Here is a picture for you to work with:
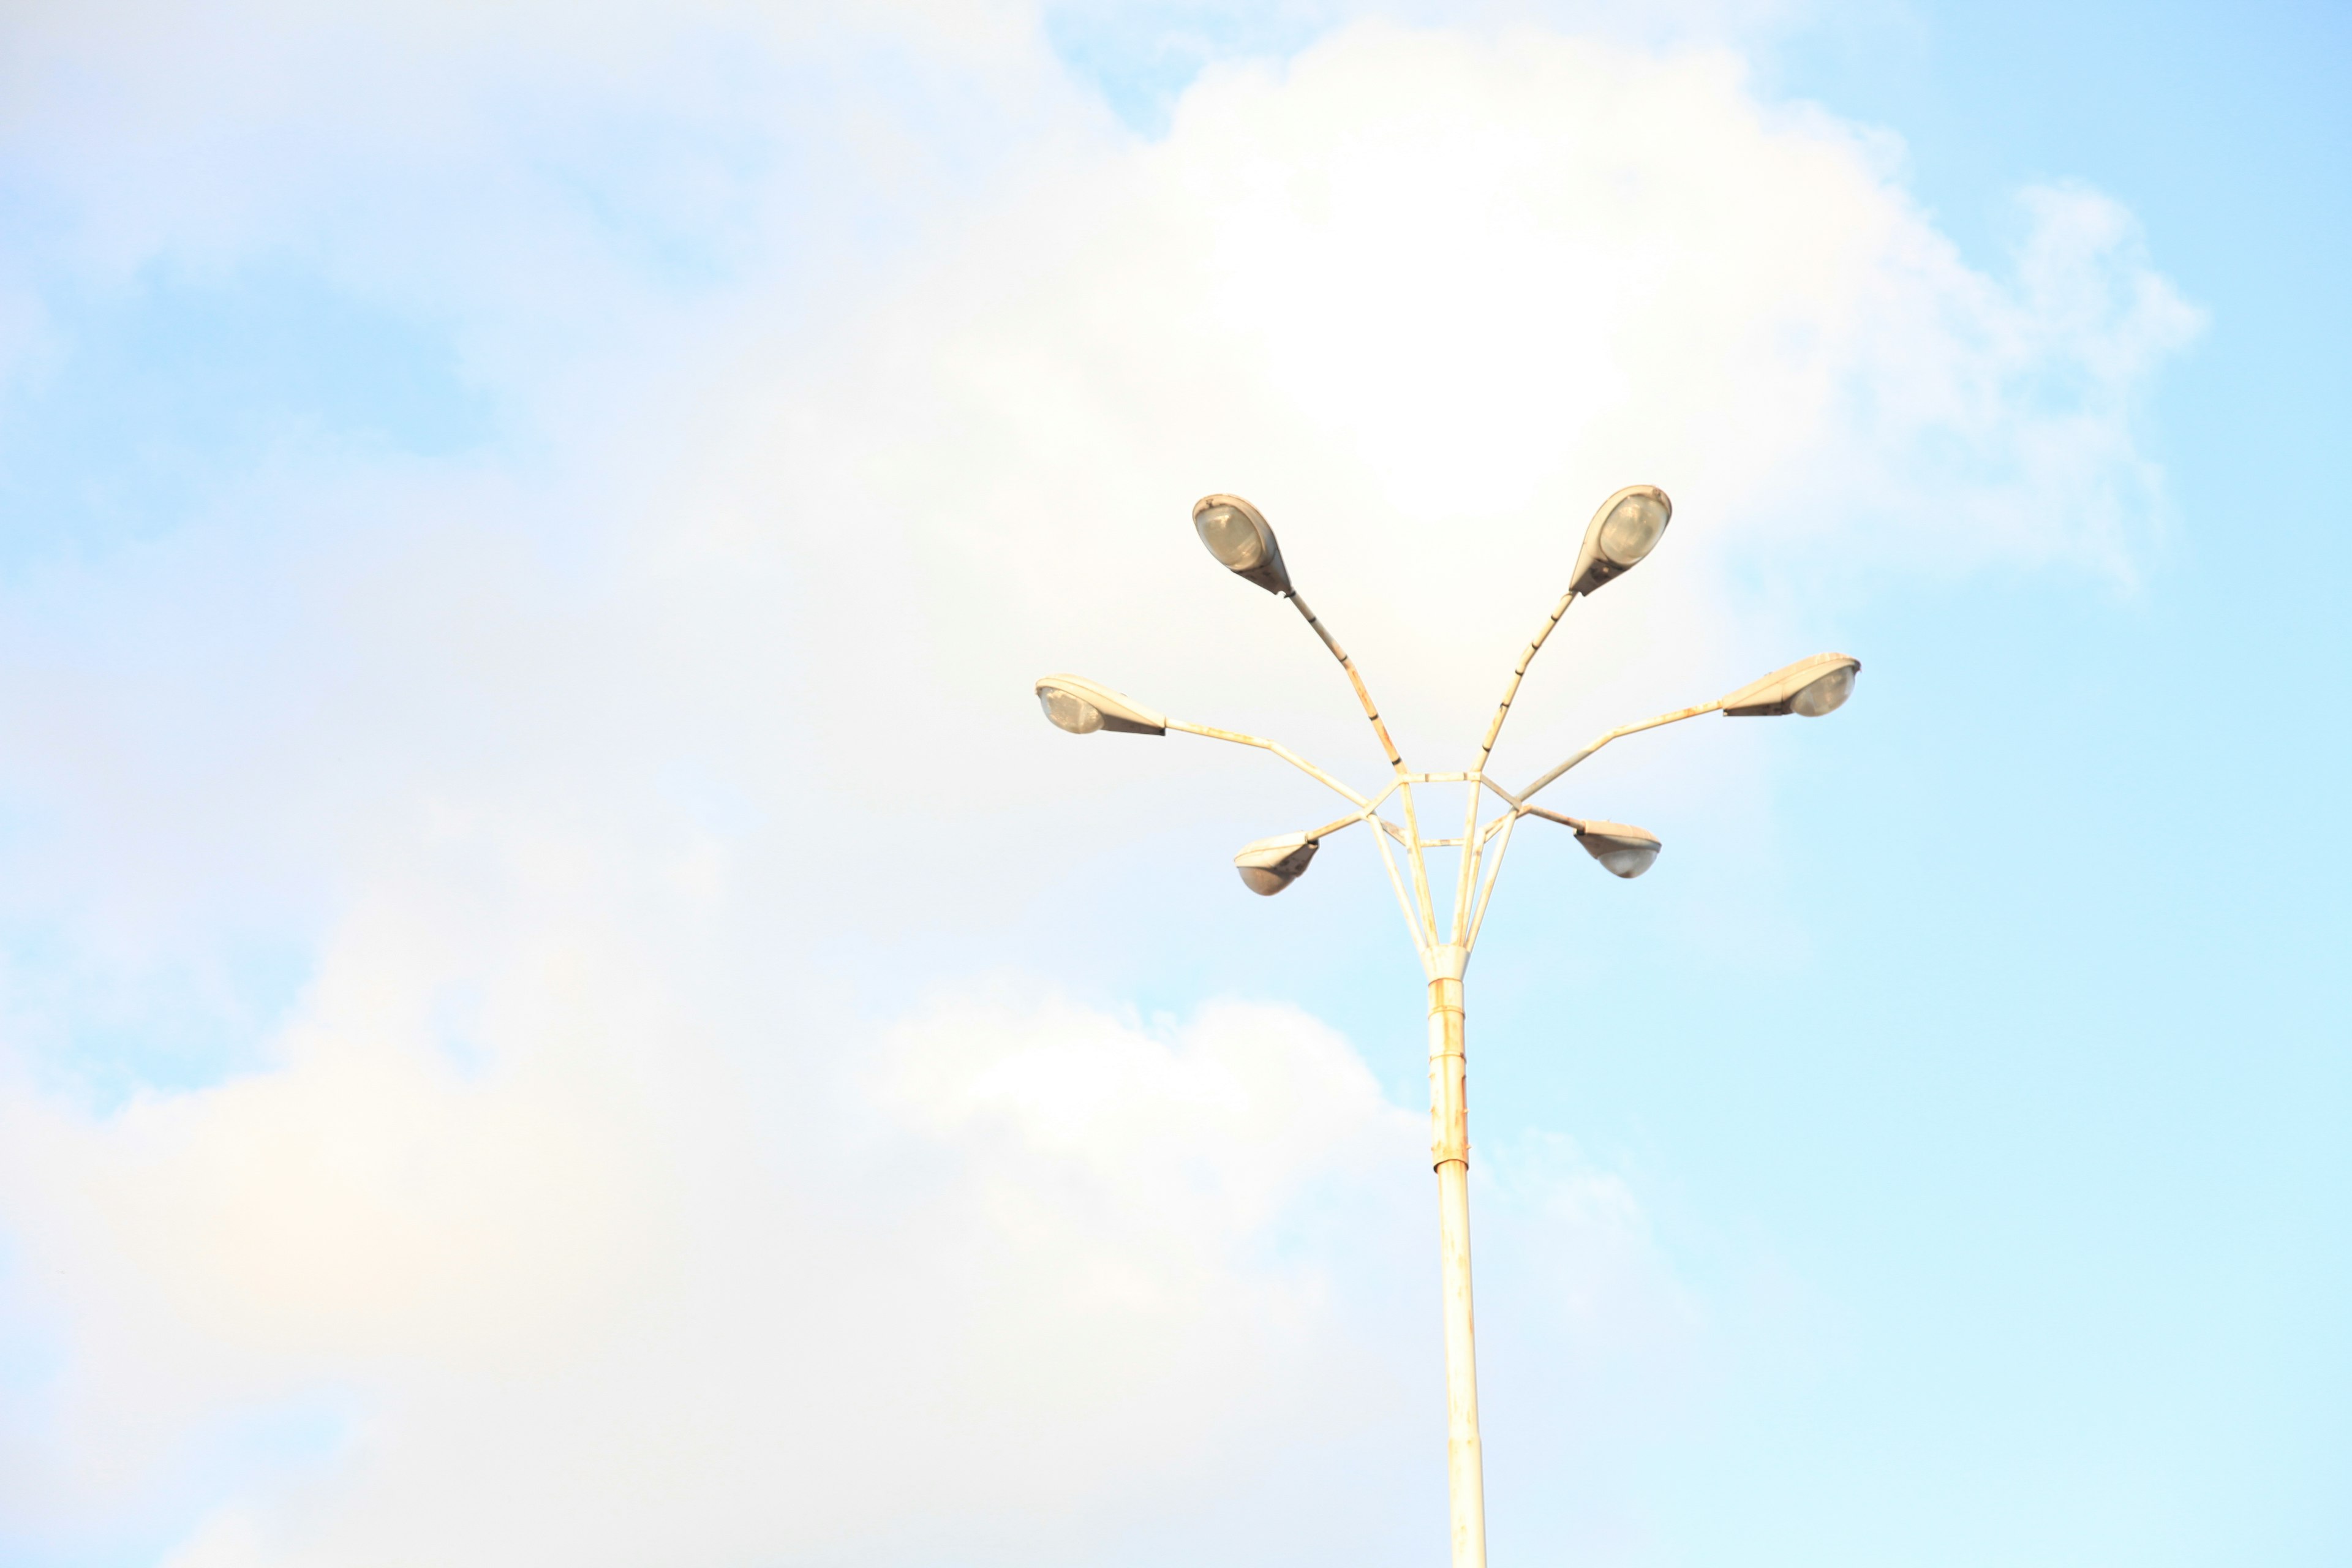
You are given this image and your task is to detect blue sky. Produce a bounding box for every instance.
[0,2,2346,1565]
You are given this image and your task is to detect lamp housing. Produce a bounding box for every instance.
[1192,494,1292,595]
[1034,674,1167,736]
[1572,820,1662,880]
[1234,833,1317,895]
[1719,653,1861,718]
[1567,485,1673,596]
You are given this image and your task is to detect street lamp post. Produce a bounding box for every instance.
[1034,488,1860,1568]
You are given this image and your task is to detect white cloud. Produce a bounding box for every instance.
[7,984,1437,1564]
[0,7,2190,1563]
[6,953,1700,1565]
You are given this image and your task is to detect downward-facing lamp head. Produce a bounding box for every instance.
[1572,820,1662,879]
[1233,833,1317,895]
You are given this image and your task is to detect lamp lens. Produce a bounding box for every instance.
[1195,505,1267,571]
[1040,687,1104,734]
[1598,494,1667,565]
[1595,843,1660,878]
[1790,665,1855,717]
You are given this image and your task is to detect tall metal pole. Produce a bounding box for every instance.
[1426,940,1484,1568]
[1044,484,1859,1566]
[1295,583,1487,1562]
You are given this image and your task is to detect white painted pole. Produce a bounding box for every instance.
[1063,484,1862,1568]
[1426,942,1485,1568]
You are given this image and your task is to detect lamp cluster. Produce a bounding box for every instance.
[1035,487,1858,900]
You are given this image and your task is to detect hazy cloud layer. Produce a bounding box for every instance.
[0,7,2190,1563]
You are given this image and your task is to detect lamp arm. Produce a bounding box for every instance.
[1464,809,1520,953]
[1472,589,1578,768]
[1287,592,1406,772]
[1517,699,1723,802]
[1453,587,1578,940]
[1259,790,1408,851]
[1284,591,1442,940]
[1164,718,1371,808]
[1297,803,1401,844]
[1367,812,1435,962]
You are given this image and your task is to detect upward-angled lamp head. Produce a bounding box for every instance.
[1719,653,1861,718]
[1033,674,1167,736]
[1192,494,1292,595]
[1567,485,1673,597]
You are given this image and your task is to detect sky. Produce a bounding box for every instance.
[0,2,2345,1566]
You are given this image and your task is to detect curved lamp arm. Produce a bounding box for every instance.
[1517,698,1724,803]
[1287,592,1406,774]
[1451,586,1578,940]
[1282,592,1442,940]
[1471,588,1578,772]
[1165,717,1373,808]
[1269,793,1428,961]
[1295,791,1411,845]
[1518,650,1863,802]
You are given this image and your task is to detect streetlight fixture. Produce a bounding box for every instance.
[1569,818,1663,879]
[1033,674,1168,736]
[1193,493,1293,595]
[1034,488,1859,1568]
[1719,651,1861,717]
[1567,484,1672,595]
[1233,832,1318,895]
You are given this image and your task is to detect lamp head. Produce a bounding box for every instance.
[1192,494,1292,595]
[1033,674,1168,736]
[1572,820,1662,880]
[1233,832,1317,895]
[1567,485,1672,596]
[1719,653,1861,718]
